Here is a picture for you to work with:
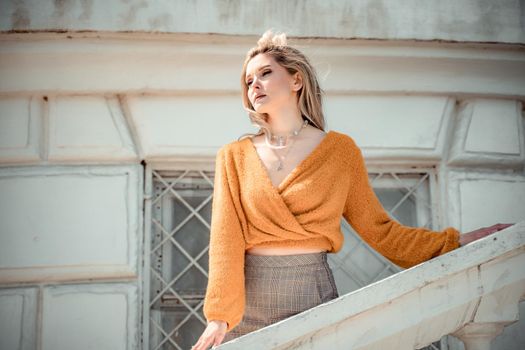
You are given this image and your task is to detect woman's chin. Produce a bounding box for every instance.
[253,105,268,114]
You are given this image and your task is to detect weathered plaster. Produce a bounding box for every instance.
[1,0,524,44]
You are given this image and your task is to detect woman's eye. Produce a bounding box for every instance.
[246,70,270,86]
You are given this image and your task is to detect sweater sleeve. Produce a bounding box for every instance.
[203,146,246,332]
[342,142,460,269]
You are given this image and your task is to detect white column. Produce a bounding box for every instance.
[453,323,505,350]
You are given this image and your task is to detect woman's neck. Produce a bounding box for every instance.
[266,108,304,136]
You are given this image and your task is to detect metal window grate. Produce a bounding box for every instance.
[142,165,446,350]
[144,168,214,350]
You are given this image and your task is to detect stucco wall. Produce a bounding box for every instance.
[1,0,524,44]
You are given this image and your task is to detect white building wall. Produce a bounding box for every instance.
[1,0,524,44]
[0,1,524,349]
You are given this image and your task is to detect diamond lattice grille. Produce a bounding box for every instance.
[147,169,214,350]
[143,166,445,350]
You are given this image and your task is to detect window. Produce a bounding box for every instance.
[141,164,446,350]
[143,167,214,350]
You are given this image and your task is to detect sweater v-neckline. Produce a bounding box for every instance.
[246,130,334,194]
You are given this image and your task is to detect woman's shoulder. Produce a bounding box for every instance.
[216,135,252,157]
[329,130,361,151]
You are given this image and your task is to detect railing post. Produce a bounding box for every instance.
[451,249,525,350]
[452,322,505,350]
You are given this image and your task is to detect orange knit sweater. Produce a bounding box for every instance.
[203,130,460,332]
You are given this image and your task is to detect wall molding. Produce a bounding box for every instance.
[1,33,524,97]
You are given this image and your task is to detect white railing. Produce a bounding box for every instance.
[219,221,525,350]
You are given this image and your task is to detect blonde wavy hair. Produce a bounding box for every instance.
[237,30,326,141]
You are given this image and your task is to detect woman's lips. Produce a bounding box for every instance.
[254,94,266,102]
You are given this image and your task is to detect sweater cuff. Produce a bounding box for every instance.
[440,227,461,254]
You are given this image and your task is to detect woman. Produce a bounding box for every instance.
[192,30,513,350]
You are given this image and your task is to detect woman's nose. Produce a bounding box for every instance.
[251,76,261,89]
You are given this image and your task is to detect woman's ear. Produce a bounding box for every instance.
[291,72,303,91]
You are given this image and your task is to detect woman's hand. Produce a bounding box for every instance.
[191,320,228,350]
[459,223,514,246]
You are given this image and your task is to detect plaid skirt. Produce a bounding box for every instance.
[223,251,339,342]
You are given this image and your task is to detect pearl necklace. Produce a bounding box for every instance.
[264,119,309,171]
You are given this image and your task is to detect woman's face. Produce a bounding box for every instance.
[244,53,301,114]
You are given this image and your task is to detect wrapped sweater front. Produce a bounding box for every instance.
[203,130,460,332]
